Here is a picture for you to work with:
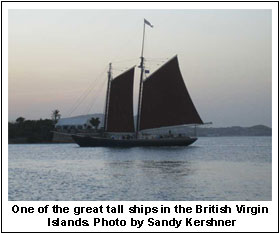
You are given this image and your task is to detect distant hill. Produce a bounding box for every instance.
[56,113,104,128]
[196,125,272,137]
[56,114,271,137]
[57,114,271,137]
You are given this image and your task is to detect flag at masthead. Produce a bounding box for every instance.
[144,18,153,28]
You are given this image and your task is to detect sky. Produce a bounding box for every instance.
[8,9,272,127]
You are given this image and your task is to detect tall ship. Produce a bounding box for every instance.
[72,19,205,147]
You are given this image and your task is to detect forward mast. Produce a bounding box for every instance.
[104,63,112,132]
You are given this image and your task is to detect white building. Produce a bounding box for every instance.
[55,114,104,131]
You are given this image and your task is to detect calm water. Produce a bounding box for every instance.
[9,137,272,201]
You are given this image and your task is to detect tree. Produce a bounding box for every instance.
[52,109,61,123]
[90,117,100,130]
[9,118,55,143]
[16,117,25,124]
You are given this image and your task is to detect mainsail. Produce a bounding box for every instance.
[106,67,135,132]
[139,56,203,130]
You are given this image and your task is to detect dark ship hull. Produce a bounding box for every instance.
[72,135,197,147]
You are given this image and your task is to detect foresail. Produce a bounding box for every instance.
[140,56,203,131]
[107,67,135,132]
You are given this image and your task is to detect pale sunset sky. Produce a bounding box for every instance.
[8,8,272,127]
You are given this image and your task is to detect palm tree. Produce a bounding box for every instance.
[90,117,100,130]
[16,117,25,124]
[52,109,61,123]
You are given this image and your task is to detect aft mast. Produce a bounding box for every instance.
[136,19,153,138]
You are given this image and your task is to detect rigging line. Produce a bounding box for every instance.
[145,60,168,63]
[109,19,142,63]
[68,80,102,117]
[82,73,108,115]
[112,67,127,71]
[85,73,108,115]
[112,67,131,73]
[68,90,93,117]
[67,84,95,116]
[111,58,139,63]
[67,66,107,117]
[112,65,131,69]
[145,62,165,66]
[83,68,109,115]
[145,57,169,60]
[68,66,107,116]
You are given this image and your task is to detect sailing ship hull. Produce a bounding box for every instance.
[72,135,197,147]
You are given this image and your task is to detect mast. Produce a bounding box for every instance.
[136,22,145,138]
[136,19,153,138]
[104,63,112,132]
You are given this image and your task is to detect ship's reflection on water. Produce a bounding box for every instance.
[105,146,195,177]
[102,147,197,200]
[140,160,193,176]
[105,158,195,200]
[106,160,193,177]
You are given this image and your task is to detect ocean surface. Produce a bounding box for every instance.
[9,137,272,201]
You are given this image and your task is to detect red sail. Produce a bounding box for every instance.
[106,67,135,132]
[140,56,203,130]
